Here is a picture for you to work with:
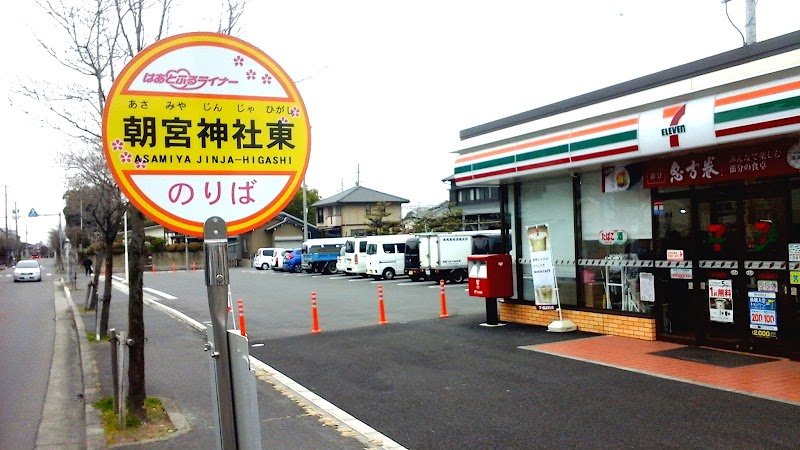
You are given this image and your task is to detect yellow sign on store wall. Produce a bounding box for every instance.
[102,32,310,237]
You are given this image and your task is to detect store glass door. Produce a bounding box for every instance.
[653,197,695,343]
[697,190,745,349]
[741,187,789,355]
[696,182,790,354]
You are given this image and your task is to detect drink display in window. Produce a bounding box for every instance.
[527,224,556,307]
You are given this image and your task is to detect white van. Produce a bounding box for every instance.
[252,247,279,270]
[335,246,347,273]
[365,234,413,280]
[271,248,288,271]
[343,237,369,276]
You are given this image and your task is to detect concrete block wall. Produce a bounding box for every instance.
[498,301,656,340]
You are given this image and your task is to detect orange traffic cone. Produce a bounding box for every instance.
[378,285,388,325]
[311,292,321,333]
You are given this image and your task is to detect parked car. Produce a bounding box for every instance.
[283,248,303,273]
[252,247,278,270]
[14,259,42,282]
[365,234,413,280]
[343,237,369,276]
[271,248,288,271]
[335,246,346,273]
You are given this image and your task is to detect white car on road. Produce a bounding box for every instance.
[14,259,42,282]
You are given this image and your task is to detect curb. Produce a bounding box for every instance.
[62,279,107,450]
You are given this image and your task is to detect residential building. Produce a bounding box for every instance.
[312,185,409,237]
[443,175,501,230]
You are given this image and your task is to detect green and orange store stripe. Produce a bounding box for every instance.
[715,79,800,138]
[455,117,639,184]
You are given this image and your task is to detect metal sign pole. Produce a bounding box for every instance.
[204,217,237,449]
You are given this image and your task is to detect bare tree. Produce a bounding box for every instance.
[62,158,126,330]
[31,0,248,424]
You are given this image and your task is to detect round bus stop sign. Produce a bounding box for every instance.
[102,32,310,237]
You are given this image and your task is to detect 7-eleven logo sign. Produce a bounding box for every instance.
[661,104,687,148]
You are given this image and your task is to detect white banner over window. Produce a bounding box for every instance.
[527,224,557,306]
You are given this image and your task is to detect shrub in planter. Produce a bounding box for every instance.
[148,237,167,253]
[188,242,203,252]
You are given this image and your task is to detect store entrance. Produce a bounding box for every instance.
[654,180,800,357]
[653,197,696,343]
[695,182,791,355]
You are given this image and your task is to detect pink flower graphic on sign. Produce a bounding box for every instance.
[279,116,289,124]
[246,69,256,80]
[111,139,124,151]
[289,106,301,118]
[261,74,273,84]
[120,152,132,163]
[233,55,244,66]
[135,159,147,170]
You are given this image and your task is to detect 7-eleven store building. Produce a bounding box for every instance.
[454,31,800,359]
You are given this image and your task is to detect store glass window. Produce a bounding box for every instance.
[578,167,654,313]
[518,177,577,305]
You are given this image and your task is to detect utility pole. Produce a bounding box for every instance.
[13,202,19,260]
[302,179,308,241]
[58,212,63,271]
[745,0,756,45]
[4,185,7,265]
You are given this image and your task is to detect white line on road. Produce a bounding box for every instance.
[143,287,177,299]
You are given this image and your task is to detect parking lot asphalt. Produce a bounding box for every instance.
[68,268,800,449]
[250,314,800,449]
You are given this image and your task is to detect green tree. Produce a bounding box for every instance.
[412,203,465,233]
[284,186,320,224]
[365,201,403,234]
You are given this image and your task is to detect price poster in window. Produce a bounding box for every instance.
[708,279,733,323]
[749,291,778,339]
[639,272,655,302]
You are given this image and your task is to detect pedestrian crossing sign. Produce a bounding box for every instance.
[28,208,38,217]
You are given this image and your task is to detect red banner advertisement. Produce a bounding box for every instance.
[644,138,800,189]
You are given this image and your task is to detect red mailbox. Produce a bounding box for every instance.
[468,254,513,298]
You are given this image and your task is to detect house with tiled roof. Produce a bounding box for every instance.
[312,185,409,237]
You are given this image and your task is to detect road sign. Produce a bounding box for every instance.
[102,32,310,237]
[28,208,38,217]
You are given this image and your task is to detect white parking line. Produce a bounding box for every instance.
[143,287,178,300]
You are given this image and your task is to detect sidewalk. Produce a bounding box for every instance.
[67,277,380,449]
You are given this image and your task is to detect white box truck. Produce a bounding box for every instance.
[413,230,503,283]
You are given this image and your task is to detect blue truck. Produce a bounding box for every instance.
[300,238,349,274]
